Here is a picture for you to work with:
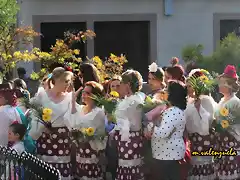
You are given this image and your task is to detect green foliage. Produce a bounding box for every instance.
[188,75,216,98]
[181,33,240,75]
[181,44,204,63]
[0,0,19,27]
[209,33,240,73]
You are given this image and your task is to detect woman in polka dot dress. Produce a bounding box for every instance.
[185,69,217,180]
[214,65,240,180]
[70,81,107,180]
[29,67,74,180]
[113,70,145,180]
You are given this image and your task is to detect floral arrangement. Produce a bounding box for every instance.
[188,69,216,99]
[91,91,119,123]
[89,53,127,82]
[139,95,168,114]
[0,26,41,77]
[71,127,106,144]
[22,98,54,130]
[215,105,240,132]
[30,30,95,80]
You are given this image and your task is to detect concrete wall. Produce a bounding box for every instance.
[18,0,240,74]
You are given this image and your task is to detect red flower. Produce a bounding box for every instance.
[65,66,73,72]
[12,121,19,124]
[224,65,237,79]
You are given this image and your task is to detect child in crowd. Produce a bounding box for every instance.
[8,123,26,154]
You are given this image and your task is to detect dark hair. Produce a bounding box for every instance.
[85,81,104,97]
[17,67,26,75]
[162,66,168,72]
[150,67,164,81]
[167,81,187,110]
[13,78,27,90]
[79,63,100,85]
[9,123,26,140]
[48,67,73,89]
[121,69,143,93]
[166,65,185,83]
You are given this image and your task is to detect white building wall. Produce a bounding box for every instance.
[18,0,240,74]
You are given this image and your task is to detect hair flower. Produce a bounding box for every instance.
[148,62,158,73]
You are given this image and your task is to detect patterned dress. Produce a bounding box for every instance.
[70,105,107,180]
[29,88,73,180]
[114,93,145,180]
[186,95,217,180]
[215,95,240,180]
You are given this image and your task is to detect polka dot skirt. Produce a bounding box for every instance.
[115,130,144,180]
[75,142,103,179]
[216,131,240,179]
[37,127,72,179]
[188,132,216,179]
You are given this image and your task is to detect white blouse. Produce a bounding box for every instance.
[12,141,25,154]
[0,105,21,146]
[114,92,145,141]
[29,88,73,140]
[152,106,186,160]
[69,105,107,151]
[185,95,216,136]
[70,105,105,135]
[216,95,240,141]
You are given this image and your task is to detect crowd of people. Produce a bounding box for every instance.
[0,58,240,180]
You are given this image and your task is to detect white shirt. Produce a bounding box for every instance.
[0,105,21,146]
[12,141,25,154]
[151,106,186,160]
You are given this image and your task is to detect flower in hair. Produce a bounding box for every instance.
[223,65,238,79]
[148,62,158,73]
[47,73,52,79]
[65,66,73,72]
[12,121,19,125]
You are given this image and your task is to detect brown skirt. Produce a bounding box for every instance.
[115,130,144,180]
[37,127,72,180]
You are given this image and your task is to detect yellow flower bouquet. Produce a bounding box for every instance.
[215,105,240,132]
[188,69,216,99]
[22,98,54,130]
[71,127,106,144]
[91,91,119,123]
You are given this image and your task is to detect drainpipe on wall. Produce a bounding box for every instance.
[164,0,173,16]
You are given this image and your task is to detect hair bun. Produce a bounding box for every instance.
[170,57,179,67]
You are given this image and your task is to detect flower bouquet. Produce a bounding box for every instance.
[22,98,53,130]
[91,91,119,123]
[139,94,168,114]
[139,95,168,127]
[71,127,106,144]
[215,105,240,133]
[188,69,216,99]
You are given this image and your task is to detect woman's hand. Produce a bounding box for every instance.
[194,98,202,118]
[145,104,167,121]
[144,128,153,139]
[71,85,77,114]
[75,86,83,98]
[194,98,201,112]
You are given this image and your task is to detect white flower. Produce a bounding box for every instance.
[148,62,158,73]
